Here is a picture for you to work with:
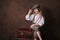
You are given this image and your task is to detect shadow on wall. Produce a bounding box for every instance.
[41,5,60,40]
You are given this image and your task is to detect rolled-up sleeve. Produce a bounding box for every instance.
[25,14,30,21]
[25,14,34,21]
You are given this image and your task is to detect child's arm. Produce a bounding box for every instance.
[25,13,31,21]
[25,9,33,21]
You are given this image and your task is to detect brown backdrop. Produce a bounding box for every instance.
[0,0,60,40]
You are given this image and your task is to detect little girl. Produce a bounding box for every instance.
[25,4,44,40]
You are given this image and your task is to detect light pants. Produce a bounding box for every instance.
[30,24,39,38]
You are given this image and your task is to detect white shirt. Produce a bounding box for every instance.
[25,12,44,26]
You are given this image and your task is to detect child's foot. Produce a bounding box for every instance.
[40,38,42,40]
[34,38,37,40]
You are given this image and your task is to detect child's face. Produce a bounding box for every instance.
[33,9,39,14]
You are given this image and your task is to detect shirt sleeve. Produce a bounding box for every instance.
[36,17,44,26]
[25,13,34,21]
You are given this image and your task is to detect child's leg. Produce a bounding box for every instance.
[37,31,42,40]
[34,38,37,40]
[34,31,37,40]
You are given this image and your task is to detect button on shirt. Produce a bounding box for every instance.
[25,12,44,26]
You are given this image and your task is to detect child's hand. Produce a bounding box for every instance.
[28,9,33,14]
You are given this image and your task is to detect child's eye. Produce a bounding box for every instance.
[33,12,35,13]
